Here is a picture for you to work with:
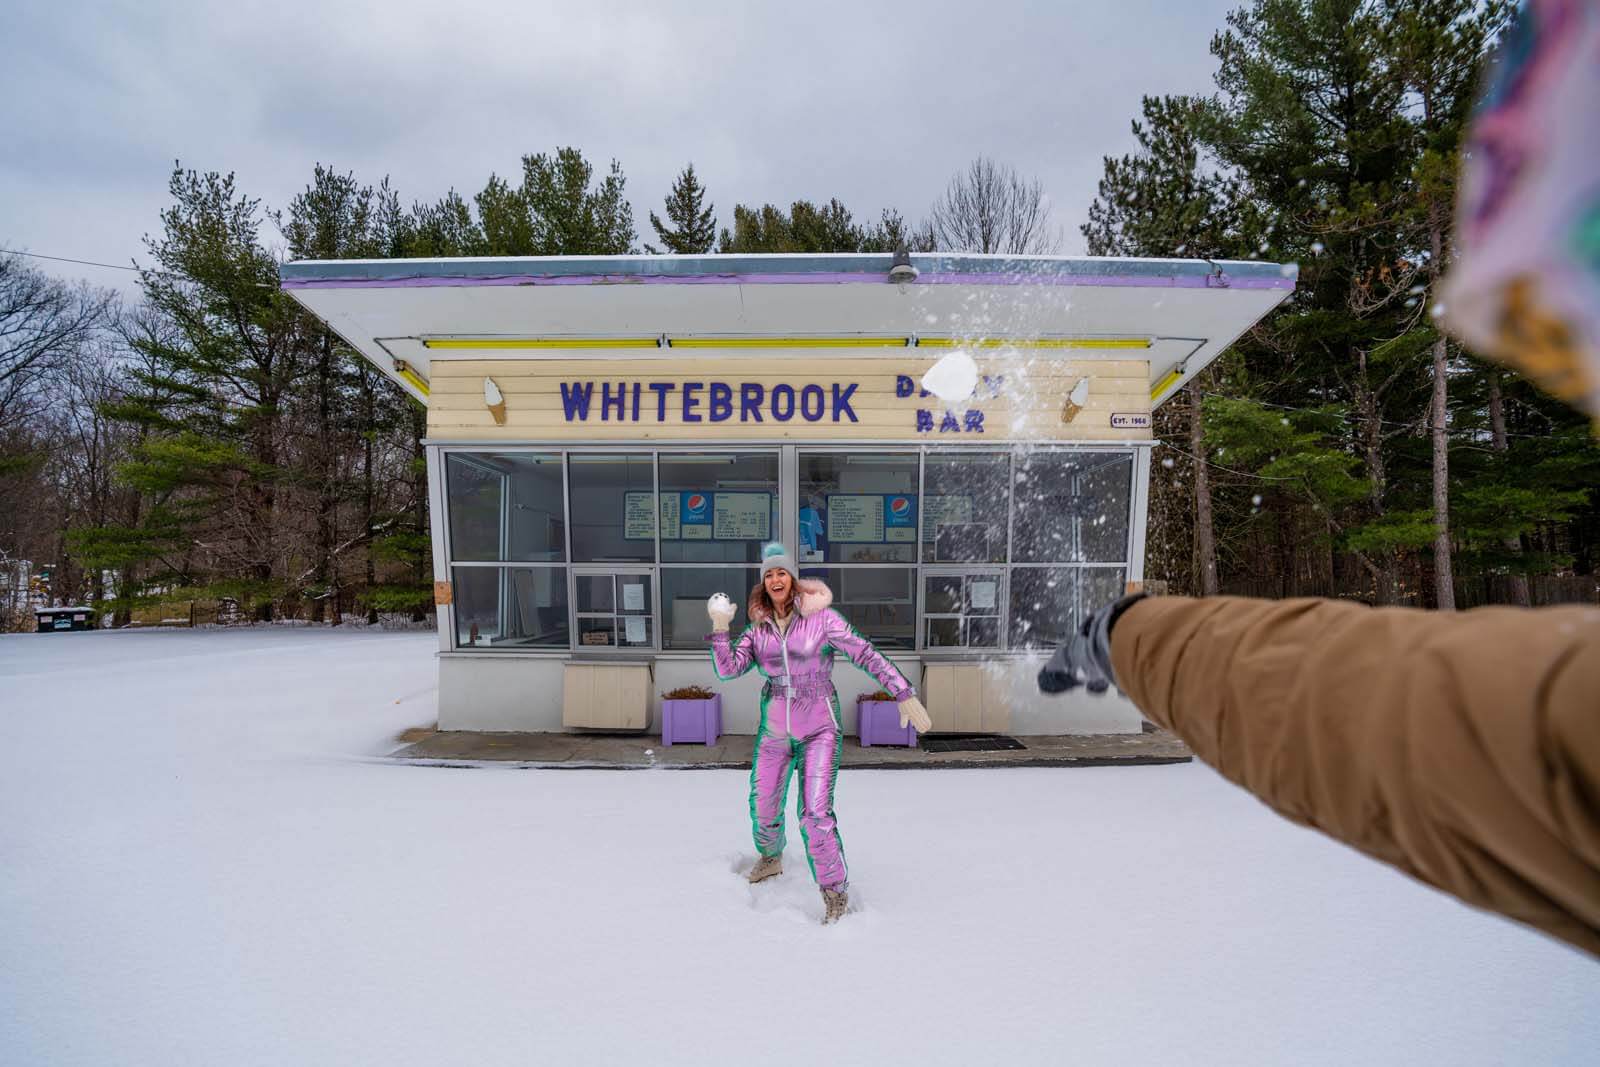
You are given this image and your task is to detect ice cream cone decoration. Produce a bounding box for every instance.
[1060,377,1090,423]
[484,377,506,425]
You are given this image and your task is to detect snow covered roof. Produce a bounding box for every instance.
[279,253,1295,407]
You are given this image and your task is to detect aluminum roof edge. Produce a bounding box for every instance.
[279,253,1298,291]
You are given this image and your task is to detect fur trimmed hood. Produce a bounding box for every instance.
[747,577,833,625]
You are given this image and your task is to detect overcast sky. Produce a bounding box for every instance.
[2,0,1240,294]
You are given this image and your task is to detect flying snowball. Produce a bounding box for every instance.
[920,350,979,406]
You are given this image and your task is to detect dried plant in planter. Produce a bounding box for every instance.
[858,690,896,702]
[663,685,717,701]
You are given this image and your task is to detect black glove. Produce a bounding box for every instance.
[1037,594,1144,695]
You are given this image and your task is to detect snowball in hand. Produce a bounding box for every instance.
[920,350,979,406]
[707,593,736,631]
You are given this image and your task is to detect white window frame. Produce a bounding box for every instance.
[429,441,1148,656]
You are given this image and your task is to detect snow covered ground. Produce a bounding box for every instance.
[1,628,1595,1066]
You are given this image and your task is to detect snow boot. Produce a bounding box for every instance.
[747,854,783,884]
[821,888,848,924]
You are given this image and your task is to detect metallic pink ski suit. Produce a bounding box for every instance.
[711,579,914,890]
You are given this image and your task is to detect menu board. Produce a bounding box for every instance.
[623,491,657,540]
[628,490,769,541]
[714,493,771,541]
[827,494,919,543]
[827,495,885,543]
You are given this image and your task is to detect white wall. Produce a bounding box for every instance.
[435,652,1142,735]
[437,655,565,731]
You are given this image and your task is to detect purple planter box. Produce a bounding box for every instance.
[661,695,722,746]
[857,698,917,747]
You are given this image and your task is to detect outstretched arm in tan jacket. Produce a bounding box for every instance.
[1102,596,1600,958]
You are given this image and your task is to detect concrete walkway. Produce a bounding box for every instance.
[390,727,1192,770]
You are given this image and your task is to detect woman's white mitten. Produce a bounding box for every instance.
[707,593,736,632]
[898,696,933,733]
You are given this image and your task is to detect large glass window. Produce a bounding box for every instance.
[568,453,654,563]
[1012,451,1132,563]
[440,446,1140,655]
[1009,567,1078,650]
[922,451,1009,563]
[659,452,779,563]
[804,566,917,650]
[660,566,760,650]
[446,453,565,562]
[452,566,570,648]
[799,452,918,564]
[1081,567,1128,618]
[1008,566,1127,650]
[1077,455,1135,562]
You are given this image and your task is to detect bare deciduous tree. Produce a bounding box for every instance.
[927,157,1061,255]
[0,251,113,427]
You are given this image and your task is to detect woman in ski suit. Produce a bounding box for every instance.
[708,543,932,924]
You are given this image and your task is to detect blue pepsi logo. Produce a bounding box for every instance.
[685,493,709,515]
[889,496,911,517]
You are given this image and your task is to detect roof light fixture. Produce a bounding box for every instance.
[888,250,919,285]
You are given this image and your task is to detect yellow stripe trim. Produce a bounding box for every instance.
[423,337,662,350]
[1150,368,1183,399]
[395,364,430,396]
[668,336,910,349]
[916,337,1152,350]
[422,335,1152,350]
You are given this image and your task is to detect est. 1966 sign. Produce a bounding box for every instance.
[1110,412,1152,430]
[426,357,1153,442]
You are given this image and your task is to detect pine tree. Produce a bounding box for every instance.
[716,198,929,254]
[406,189,486,257]
[1373,0,1510,608]
[860,209,936,253]
[1195,0,1469,604]
[477,148,636,256]
[127,166,308,620]
[278,165,380,623]
[1086,0,1521,606]
[1083,94,1251,595]
[646,164,717,254]
[718,199,867,253]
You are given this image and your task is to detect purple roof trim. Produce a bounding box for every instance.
[280,270,1295,292]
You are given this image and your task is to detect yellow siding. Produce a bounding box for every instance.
[426,356,1151,442]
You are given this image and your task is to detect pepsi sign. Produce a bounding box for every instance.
[884,494,917,529]
[680,490,713,526]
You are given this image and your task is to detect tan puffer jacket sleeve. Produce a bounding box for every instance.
[1109,595,1600,958]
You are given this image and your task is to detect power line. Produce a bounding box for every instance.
[8,249,156,275]
[1154,439,1304,483]
[4,248,278,288]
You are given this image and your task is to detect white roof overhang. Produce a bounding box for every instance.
[280,253,1295,408]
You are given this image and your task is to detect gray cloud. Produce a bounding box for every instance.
[1,0,1238,293]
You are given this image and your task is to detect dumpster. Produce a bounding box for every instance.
[35,607,96,633]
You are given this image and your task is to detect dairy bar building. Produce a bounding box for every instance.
[280,253,1293,736]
